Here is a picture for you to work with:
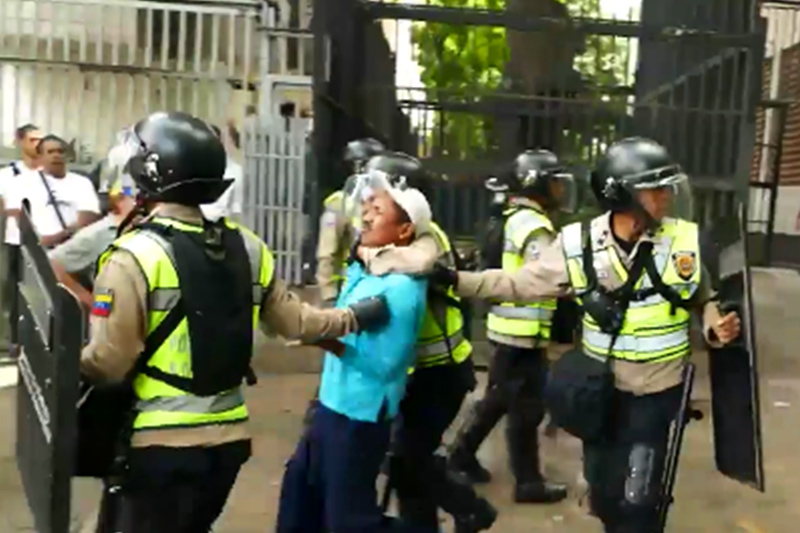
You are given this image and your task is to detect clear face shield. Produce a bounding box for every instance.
[101,127,140,197]
[341,169,404,219]
[626,171,694,223]
[547,171,579,214]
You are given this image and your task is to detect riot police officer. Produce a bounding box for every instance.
[427,137,742,532]
[79,112,391,533]
[315,137,385,304]
[352,152,497,532]
[448,150,575,504]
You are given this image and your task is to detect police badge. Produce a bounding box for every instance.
[672,251,697,281]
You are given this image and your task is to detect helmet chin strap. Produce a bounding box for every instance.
[115,194,158,237]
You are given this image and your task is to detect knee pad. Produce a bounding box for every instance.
[622,444,658,507]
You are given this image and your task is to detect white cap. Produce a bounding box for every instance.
[386,186,432,236]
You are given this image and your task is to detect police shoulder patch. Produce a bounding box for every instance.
[321,211,338,228]
[671,251,697,281]
[91,288,114,317]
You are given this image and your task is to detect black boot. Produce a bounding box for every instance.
[453,497,498,533]
[435,455,497,531]
[448,447,492,485]
[507,422,567,504]
[514,481,568,504]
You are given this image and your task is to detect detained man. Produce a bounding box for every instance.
[276,186,431,533]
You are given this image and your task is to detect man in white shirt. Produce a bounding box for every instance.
[200,125,244,222]
[4,134,101,248]
[0,124,43,363]
[0,124,44,245]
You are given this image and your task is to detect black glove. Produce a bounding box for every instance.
[431,261,458,289]
[348,295,390,332]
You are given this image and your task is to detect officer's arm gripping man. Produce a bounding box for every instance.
[81,250,361,384]
[455,232,725,347]
[360,232,441,276]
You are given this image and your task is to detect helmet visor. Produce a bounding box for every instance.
[549,172,579,214]
[342,169,404,218]
[626,170,694,222]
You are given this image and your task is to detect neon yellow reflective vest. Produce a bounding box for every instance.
[97,217,274,432]
[487,207,557,340]
[323,191,361,283]
[562,216,700,363]
[412,222,473,372]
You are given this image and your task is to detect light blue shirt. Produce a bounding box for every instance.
[319,261,427,423]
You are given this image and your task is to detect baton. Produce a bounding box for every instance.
[657,362,703,532]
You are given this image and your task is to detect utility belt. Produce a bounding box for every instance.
[544,230,692,443]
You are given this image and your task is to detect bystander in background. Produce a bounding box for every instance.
[4,134,101,249]
[0,124,43,364]
[49,164,138,311]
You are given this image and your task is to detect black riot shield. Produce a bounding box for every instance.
[701,203,765,492]
[14,207,83,533]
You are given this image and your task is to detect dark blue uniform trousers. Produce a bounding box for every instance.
[277,403,399,532]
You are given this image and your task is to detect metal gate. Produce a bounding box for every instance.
[0,0,262,164]
[241,117,312,286]
[312,0,767,238]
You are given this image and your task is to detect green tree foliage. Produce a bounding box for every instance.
[410,0,632,162]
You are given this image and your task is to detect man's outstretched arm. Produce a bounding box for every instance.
[362,232,441,276]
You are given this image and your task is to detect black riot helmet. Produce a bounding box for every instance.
[591,137,692,227]
[365,151,426,187]
[343,138,386,173]
[125,111,229,206]
[501,149,578,213]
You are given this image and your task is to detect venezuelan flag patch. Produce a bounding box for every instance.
[91,289,114,317]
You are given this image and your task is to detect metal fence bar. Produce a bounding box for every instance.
[242,117,310,286]
[0,0,260,162]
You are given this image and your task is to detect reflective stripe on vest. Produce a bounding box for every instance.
[97,217,274,431]
[412,221,472,371]
[562,216,700,363]
[323,191,348,282]
[486,207,557,339]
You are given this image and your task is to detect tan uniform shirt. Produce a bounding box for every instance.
[456,212,723,395]
[80,203,359,448]
[316,198,355,301]
[362,232,441,277]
